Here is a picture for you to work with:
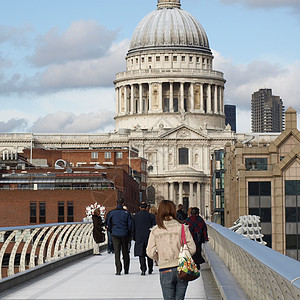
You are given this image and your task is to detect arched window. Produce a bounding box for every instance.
[179,148,189,165]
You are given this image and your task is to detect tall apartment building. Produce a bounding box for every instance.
[251,89,285,133]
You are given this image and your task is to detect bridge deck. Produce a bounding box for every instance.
[0,248,221,300]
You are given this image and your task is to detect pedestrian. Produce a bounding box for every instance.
[149,205,158,220]
[147,200,196,300]
[176,204,187,222]
[133,202,156,275]
[92,208,105,255]
[107,198,133,275]
[104,210,114,254]
[185,207,208,269]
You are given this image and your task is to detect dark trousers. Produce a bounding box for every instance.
[112,235,130,273]
[139,255,153,272]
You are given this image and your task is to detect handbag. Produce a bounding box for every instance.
[177,224,200,281]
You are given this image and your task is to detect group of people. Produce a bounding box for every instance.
[91,199,208,300]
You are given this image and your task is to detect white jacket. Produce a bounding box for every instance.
[146,218,196,269]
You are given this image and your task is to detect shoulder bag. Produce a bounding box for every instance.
[177,224,200,281]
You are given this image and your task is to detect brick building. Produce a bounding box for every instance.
[0,147,147,227]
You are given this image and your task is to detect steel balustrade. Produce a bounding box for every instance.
[0,222,103,279]
[207,222,300,300]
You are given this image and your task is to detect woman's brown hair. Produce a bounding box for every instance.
[157,200,177,229]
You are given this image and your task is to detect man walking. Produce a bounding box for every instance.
[133,202,156,275]
[107,198,133,275]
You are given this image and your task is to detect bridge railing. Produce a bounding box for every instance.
[0,222,101,279]
[207,222,300,300]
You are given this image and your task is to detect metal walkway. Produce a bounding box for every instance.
[0,248,221,300]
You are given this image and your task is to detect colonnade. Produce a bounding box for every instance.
[161,181,207,214]
[116,81,224,116]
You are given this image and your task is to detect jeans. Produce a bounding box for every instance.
[112,235,130,273]
[159,267,188,300]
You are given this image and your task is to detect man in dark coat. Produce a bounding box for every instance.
[133,202,156,275]
[185,207,208,269]
[107,198,133,275]
[176,204,187,222]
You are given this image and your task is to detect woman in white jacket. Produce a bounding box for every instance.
[146,200,196,300]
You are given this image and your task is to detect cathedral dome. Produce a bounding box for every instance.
[128,0,211,55]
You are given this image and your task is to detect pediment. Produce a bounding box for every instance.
[159,125,208,140]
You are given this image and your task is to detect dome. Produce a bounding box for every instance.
[128,0,211,55]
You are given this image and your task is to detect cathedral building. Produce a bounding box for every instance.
[0,0,278,217]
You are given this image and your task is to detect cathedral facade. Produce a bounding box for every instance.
[0,0,276,216]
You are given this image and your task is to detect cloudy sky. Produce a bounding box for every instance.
[0,0,300,134]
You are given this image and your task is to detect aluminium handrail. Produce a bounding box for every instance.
[207,221,300,300]
[0,222,103,279]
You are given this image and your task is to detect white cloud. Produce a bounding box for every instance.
[38,39,128,91]
[0,118,28,133]
[31,110,115,133]
[213,50,300,132]
[0,24,33,45]
[29,20,119,67]
[220,0,300,15]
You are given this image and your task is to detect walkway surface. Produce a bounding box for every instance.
[0,248,221,300]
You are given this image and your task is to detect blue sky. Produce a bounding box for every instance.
[0,0,300,133]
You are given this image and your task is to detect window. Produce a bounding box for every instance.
[165,56,169,61]
[39,202,46,223]
[189,56,193,62]
[179,148,189,165]
[181,56,185,62]
[148,57,152,62]
[156,56,160,62]
[104,152,111,159]
[245,158,268,171]
[116,152,123,159]
[173,56,177,62]
[30,202,37,223]
[67,202,74,222]
[141,57,144,63]
[91,152,98,159]
[196,57,200,63]
[248,181,272,247]
[58,202,64,223]
[136,58,138,63]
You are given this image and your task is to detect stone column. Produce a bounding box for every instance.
[200,84,204,113]
[214,85,218,114]
[124,86,128,114]
[179,182,183,204]
[221,87,224,114]
[159,82,163,113]
[189,182,194,207]
[180,82,184,111]
[169,182,174,201]
[148,83,152,113]
[130,85,134,114]
[170,82,174,112]
[190,83,194,112]
[115,88,119,115]
[139,83,143,113]
[207,84,212,113]
[196,182,201,210]
[164,182,169,200]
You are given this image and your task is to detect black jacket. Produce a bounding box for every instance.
[133,210,156,257]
